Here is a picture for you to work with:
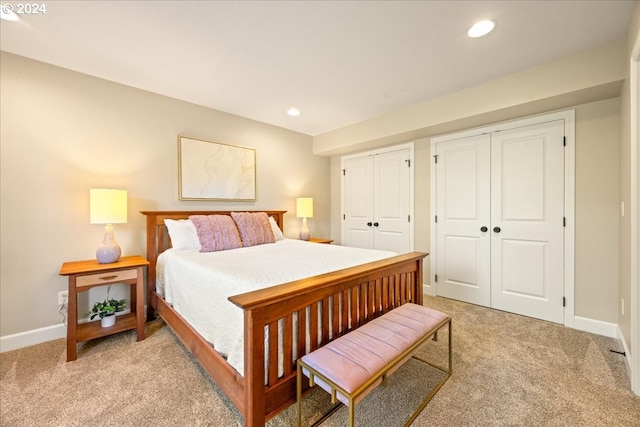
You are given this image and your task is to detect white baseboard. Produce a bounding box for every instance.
[571,315,619,338]
[421,295,620,341]
[423,283,436,296]
[0,307,139,353]
[618,325,632,379]
[0,306,623,353]
[0,323,66,353]
[619,326,632,355]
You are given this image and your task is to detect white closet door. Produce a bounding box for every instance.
[490,120,565,323]
[435,134,491,306]
[342,145,413,252]
[373,149,411,253]
[342,155,374,249]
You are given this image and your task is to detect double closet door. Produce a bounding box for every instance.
[433,119,565,323]
[341,144,413,254]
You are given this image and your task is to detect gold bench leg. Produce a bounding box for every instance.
[297,362,302,427]
[349,397,355,427]
[298,360,344,427]
[404,318,452,427]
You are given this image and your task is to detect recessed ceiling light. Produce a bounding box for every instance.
[468,20,495,38]
[0,6,20,22]
[287,107,300,117]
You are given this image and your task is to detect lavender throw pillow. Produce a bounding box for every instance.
[230,212,275,247]
[189,215,243,252]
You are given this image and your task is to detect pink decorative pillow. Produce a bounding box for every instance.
[189,215,243,252]
[230,212,275,247]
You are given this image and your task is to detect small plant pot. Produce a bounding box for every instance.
[101,315,116,328]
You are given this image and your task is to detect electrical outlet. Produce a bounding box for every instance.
[58,291,68,306]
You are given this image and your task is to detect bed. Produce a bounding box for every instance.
[142,210,427,426]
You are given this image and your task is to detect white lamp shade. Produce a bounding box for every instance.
[90,189,128,224]
[296,197,314,218]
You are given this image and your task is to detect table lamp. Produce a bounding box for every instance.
[296,197,313,241]
[90,188,127,264]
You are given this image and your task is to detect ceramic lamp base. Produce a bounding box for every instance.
[299,217,310,241]
[96,224,121,264]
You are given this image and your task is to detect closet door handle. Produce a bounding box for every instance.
[493,226,501,233]
[480,226,488,232]
[367,222,373,226]
[373,222,379,227]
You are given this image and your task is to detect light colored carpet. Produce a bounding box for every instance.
[1,296,638,426]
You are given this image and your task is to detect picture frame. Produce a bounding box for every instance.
[178,136,256,201]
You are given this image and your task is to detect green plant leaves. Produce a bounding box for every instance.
[87,298,127,320]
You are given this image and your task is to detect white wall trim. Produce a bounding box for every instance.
[423,283,435,296]
[0,307,137,353]
[572,316,619,339]
[629,23,640,396]
[618,325,632,380]
[0,323,66,353]
[429,110,576,326]
[563,109,577,328]
[1,306,622,355]
[429,137,438,296]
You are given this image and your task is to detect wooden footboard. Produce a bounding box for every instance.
[141,211,426,426]
[230,251,426,425]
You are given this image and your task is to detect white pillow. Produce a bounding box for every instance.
[164,219,201,250]
[269,216,285,241]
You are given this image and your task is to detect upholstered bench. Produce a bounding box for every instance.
[296,303,451,427]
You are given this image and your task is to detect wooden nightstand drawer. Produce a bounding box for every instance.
[76,268,137,288]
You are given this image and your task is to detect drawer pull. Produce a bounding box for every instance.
[100,275,118,281]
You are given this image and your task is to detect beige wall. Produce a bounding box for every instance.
[575,98,620,322]
[0,52,330,337]
[619,73,632,345]
[330,99,621,325]
[618,1,640,353]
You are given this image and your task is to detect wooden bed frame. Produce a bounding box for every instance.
[141,210,427,426]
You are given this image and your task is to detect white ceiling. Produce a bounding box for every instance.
[0,1,635,136]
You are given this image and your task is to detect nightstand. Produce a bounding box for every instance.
[59,255,149,361]
[307,237,334,244]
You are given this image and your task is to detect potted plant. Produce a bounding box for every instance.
[88,287,126,327]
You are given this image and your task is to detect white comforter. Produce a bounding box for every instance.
[157,239,396,376]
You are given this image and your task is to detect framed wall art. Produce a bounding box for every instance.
[178,136,256,201]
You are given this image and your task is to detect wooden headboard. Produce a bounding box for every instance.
[139,210,286,315]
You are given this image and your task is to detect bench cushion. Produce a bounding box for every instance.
[300,303,449,405]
